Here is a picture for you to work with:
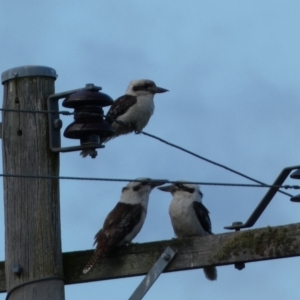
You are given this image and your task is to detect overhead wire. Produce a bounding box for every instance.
[0,107,297,196]
[140,131,293,197]
[0,174,299,190]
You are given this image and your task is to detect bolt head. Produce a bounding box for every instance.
[234,262,245,270]
[232,221,243,231]
[162,253,171,261]
[89,149,98,158]
[12,263,22,275]
[53,119,63,129]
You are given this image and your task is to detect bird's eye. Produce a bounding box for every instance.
[132,85,143,91]
[186,187,195,193]
[133,181,149,191]
[133,185,142,191]
[132,82,153,91]
[176,184,194,193]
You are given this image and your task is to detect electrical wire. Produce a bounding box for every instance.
[0,107,72,115]
[0,107,297,196]
[140,131,294,197]
[5,276,65,300]
[0,173,298,190]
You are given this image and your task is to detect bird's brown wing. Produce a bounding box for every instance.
[192,201,212,234]
[106,95,137,124]
[83,202,143,274]
[94,202,143,252]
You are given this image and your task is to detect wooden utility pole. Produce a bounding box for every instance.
[1,66,65,299]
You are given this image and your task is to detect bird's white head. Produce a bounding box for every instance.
[125,79,168,97]
[158,181,203,202]
[120,178,167,205]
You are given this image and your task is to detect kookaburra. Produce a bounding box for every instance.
[80,79,168,157]
[158,182,217,281]
[83,178,166,274]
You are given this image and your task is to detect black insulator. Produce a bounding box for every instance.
[64,118,115,139]
[62,87,113,108]
[62,85,115,145]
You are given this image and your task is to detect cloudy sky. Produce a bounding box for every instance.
[1,1,300,299]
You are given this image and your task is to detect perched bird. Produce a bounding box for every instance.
[158,182,217,281]
[80,79,168,157]
[105,79,168,140]
[83,178,166,274]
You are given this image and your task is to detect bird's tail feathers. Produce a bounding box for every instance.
[204,266,217,281]
[80,149,97,158]
[100,136,112,144]
[82,249,103,274]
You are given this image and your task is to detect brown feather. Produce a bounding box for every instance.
[83,202,143,274]
[106,95,137,124]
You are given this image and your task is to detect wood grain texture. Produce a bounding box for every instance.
[1,222,298,292]
[63,222,300,285]
[2,77,64,299]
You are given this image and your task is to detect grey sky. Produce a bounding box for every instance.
[1,1,300,299]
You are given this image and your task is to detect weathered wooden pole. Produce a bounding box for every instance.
[1,66,65,299]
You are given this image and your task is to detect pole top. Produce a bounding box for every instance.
[1,65,57,84]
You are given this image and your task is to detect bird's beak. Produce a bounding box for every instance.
[150,179,168,188]
[152,86,169,94]
[157,184,175,192]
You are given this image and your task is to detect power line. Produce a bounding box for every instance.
[0,107,72,115]
[0,173,299,190]
[141,131,294,197]
[0,107,296,197]
[0,107,105,118]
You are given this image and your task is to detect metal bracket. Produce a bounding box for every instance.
[128,247,176,300]
[224,165,300,230]
[47,84,104,153]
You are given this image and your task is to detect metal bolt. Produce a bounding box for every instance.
[232,221,243,231]
[12,263,22,275]
[85,83,95,89]
[232,222,246,271]
[235,262,245,270]
[162,253,171,262]
[84,83,102,91]
[89,149,98,159]
[53,119,63,130]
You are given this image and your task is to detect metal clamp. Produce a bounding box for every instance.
[47,84,105,154]
[129,247,176,300]
[224,165,300,230]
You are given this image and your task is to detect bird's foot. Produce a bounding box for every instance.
[127,241,139,245]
